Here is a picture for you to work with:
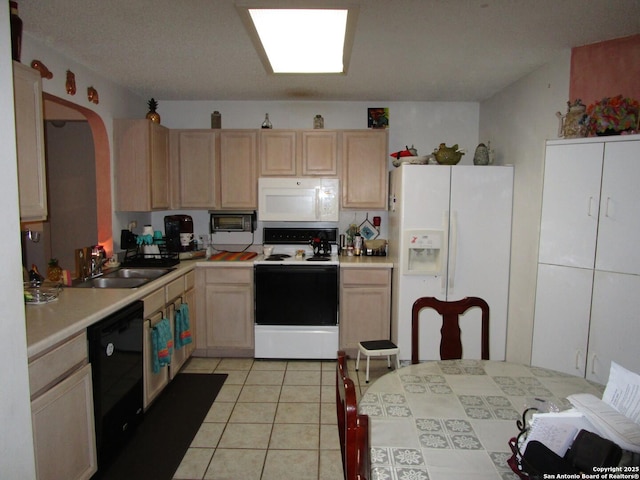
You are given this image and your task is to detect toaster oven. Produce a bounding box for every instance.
[209,211,256,233]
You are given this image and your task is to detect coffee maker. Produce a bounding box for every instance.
[164,215,194,252]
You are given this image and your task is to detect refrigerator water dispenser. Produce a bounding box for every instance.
[404,230,444,275]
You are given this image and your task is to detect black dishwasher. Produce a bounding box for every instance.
[88,300,144,469]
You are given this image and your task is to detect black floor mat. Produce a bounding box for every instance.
[92,372,227,480]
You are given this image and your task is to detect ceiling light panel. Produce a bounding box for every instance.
[241,7,355,74]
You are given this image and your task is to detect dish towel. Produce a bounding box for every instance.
[175,303,193,349]
[152,318,173,373]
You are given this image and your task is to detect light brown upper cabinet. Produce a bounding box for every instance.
[114,119,170,211]
[219,130,258,209]
[259,130,338,177]
[341,130,388,209]
[13,61,48,221]
[170,130,219,209]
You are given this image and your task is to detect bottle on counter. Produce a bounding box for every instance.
[353,230,363,256]
[261,113,272,129]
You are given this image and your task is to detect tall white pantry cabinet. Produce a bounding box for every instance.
[531,135,640,385]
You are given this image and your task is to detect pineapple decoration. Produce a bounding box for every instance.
[47,258,63,282]
[146,98,161,124]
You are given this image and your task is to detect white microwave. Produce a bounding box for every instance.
[258,177,339,222]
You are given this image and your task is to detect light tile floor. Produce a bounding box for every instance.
[172,355,395,480]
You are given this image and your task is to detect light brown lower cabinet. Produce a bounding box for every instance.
[195,266,254,357]
[142,271,196,409]
[339,267,392,357]
[31,363,97,480]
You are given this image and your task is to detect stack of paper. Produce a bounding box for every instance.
[523,362,640,455]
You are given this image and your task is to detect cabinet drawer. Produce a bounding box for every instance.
[143,287,165,317]
[166,276,185,302]
[205,267,252,284]
[342,268,390,286]
[29,331,88,397]
[185,270,195,290]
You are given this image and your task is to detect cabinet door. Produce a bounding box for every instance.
[538,143,603,268]
[531,264,593,377]
[150,123,170,209]
[143,311,169,409]
[587,271,640,385]
[173,130,218,208]
[220,130,258,209]
[205,283,254,350]
[168,296,192,379]
[184,287,196,358]
[341,130,388,209]
[301,130,338,176]
[13,61,47,221]
[339,269,391,355]
[595,140,640,275]
[114,120,170,211]
[31,363,97,480]
[259,130,297,176]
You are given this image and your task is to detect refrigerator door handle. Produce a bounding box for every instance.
[448,211,458,293]
[441,211,449,294]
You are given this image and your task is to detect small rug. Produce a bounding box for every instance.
[92,373,227,480]
[208,251,257,261]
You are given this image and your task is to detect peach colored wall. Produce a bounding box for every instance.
[570,34,640,104]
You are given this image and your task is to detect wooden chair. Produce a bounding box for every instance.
[411,296,490,364]
[336,351,371,480]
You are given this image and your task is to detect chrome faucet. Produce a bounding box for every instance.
[76,245,107,281]
[89,245,107,278]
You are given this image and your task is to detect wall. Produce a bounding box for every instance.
[570,34,640,104]
[479,50,572,364]
[0,10,37,480]
[46,121,97,271]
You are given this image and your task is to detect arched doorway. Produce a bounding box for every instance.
[31,94,113,274]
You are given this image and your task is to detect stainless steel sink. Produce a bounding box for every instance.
[102,268,174,280]
[74,277,152,289]
[73,267,175,288]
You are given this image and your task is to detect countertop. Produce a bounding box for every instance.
[25,255,393,359]
[25,260,199,359]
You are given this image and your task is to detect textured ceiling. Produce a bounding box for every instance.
[18,0,640,102]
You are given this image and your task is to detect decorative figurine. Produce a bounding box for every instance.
[146,98,161,124]
[30,60,53,79]
[87,86,99,104]
[66,70,76,95]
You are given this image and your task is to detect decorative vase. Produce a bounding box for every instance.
[434,143,464,165]
[10,1,22,62]
[146,98,161,124]
[556,101,587,138]
[473,143,490,165]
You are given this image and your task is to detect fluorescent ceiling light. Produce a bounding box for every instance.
[239,6,357,74]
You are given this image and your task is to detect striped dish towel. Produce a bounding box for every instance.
[152,318,173,373]
[175,303,192,349]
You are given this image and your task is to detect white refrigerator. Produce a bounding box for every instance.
[389,165,514,361]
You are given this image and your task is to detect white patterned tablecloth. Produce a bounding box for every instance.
[359,360,604,480]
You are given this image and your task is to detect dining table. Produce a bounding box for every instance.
[358,359,605,480]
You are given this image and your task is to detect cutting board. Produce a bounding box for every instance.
[208,251,257,262]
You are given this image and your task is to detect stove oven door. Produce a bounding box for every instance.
[254,264,338,326]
